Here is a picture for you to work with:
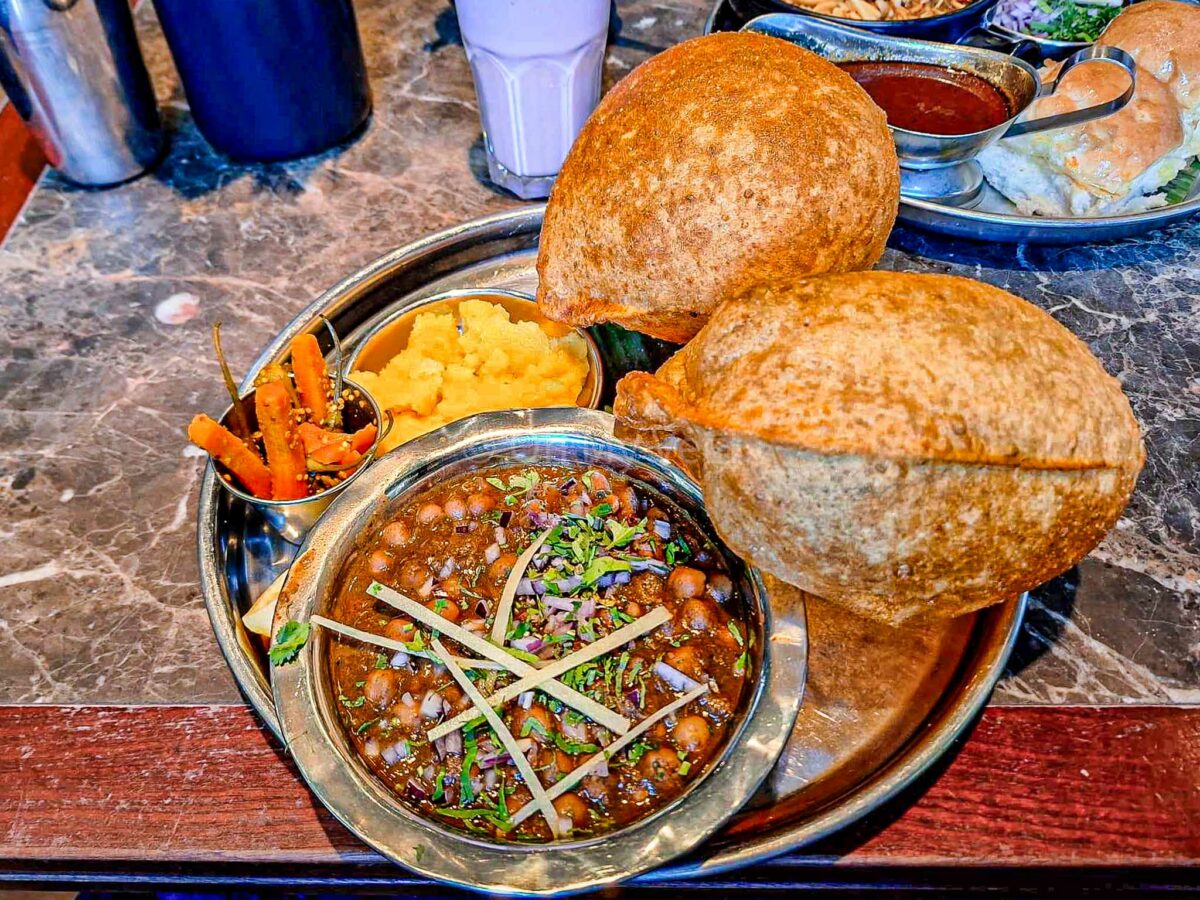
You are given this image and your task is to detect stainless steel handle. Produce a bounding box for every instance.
[1002,45,1136,139]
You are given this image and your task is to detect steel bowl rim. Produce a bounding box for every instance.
[341,286,605,412]
[271,407,808,895]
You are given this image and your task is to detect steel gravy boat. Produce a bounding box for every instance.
[744,14,1136,203]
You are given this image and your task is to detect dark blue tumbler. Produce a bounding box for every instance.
[152,0,371,162]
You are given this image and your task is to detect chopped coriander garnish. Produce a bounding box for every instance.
[626,740,652,766]
[461,744,478,804]
[727,622,744,647]
[678,760,692,776]
[554,732,600,755]
[269,620,311,665]
[432,767,447,803]
[374,652,389,669]
[520,716,549,739]
[734,649,750,675]
[356,717,379,735]
[339,693,366,709]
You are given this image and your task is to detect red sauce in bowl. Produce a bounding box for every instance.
[841,61,1011,135]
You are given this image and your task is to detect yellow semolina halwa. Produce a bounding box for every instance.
[353,299,590,453]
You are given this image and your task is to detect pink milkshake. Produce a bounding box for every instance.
[455,0,610,199]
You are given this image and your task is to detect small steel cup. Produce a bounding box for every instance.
[209,379,382,545]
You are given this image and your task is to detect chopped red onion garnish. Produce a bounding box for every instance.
[655,660,703,693]
[652,519,672,539]
[474,598,491,618]
[421,690,444,720]
[484,542,501,565]
[405,778,429,800]
[444,729,463,756]
[433,735,447,759]
[390,650,410,668]
[544,595,575,613]
[401,691,414,706]
[613,571,632,586]
[495,526,508,547]
[498,510,513,527]
[578,597,596,619]
[556,574,583,593]
[511,635,544,654]
[593,757,609,778]
[381,741,410,765]
[518,691,535,709]
[630,558,670,576]
[417,575,435,598]
[484,768,498,791]
[438,558,456,580]
[516,577,536,596]
[562,719,588,742]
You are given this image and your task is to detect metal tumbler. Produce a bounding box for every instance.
[0,0,164,187]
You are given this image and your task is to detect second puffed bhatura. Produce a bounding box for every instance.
[614,272,1145,624]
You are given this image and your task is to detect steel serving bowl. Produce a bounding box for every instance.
[271,407,807,895]
[344,287,604,413]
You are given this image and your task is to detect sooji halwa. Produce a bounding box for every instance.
[353,299,589,454]
[324,465,753,840]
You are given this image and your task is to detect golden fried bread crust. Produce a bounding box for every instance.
[614,272,1144,623]
[536,32,899,343]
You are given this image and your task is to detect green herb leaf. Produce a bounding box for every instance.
[374,652,389,669]
[554,732,600,755]
[604,517,646,549]
[339,693,366,709]
[580,556,632,586]
[461,744,478,804]
[486,477,507,491]
[432,767,447,803]
[269,620,311,665]
[520,716,549,739]
[734,649,750,675]
[727,622,744,647]
[355,717,379,735]
[678,760,692,776]
[625,740,652,765]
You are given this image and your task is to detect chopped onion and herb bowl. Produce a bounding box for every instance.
[292,464,754,842]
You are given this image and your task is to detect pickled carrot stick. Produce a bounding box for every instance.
[187,414,273,499]
[255,381,308,500]
[290,333,331,426]
[348,423,377,454]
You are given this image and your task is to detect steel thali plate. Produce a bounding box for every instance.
[197,206,1025,882]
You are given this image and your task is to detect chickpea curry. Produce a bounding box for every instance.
[323,464,754,841]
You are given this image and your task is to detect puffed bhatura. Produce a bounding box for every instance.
[536,32,899,344]
[614,272,1144,624]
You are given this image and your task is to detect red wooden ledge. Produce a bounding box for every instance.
[0,704,1196,873]
[0,105,45,241]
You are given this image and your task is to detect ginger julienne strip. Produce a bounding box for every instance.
[509,683,709,828]
[489,528,552,645]
[427,604,671,742]
[309,615,508,670]
[430,636,560,837]
[367,582,630,734]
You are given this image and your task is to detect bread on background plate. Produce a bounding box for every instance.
[978,0,1200,217]
[614,271,1144,625]
[536,31,899,344]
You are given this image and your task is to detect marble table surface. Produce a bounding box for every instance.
[0,0,1195,709]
